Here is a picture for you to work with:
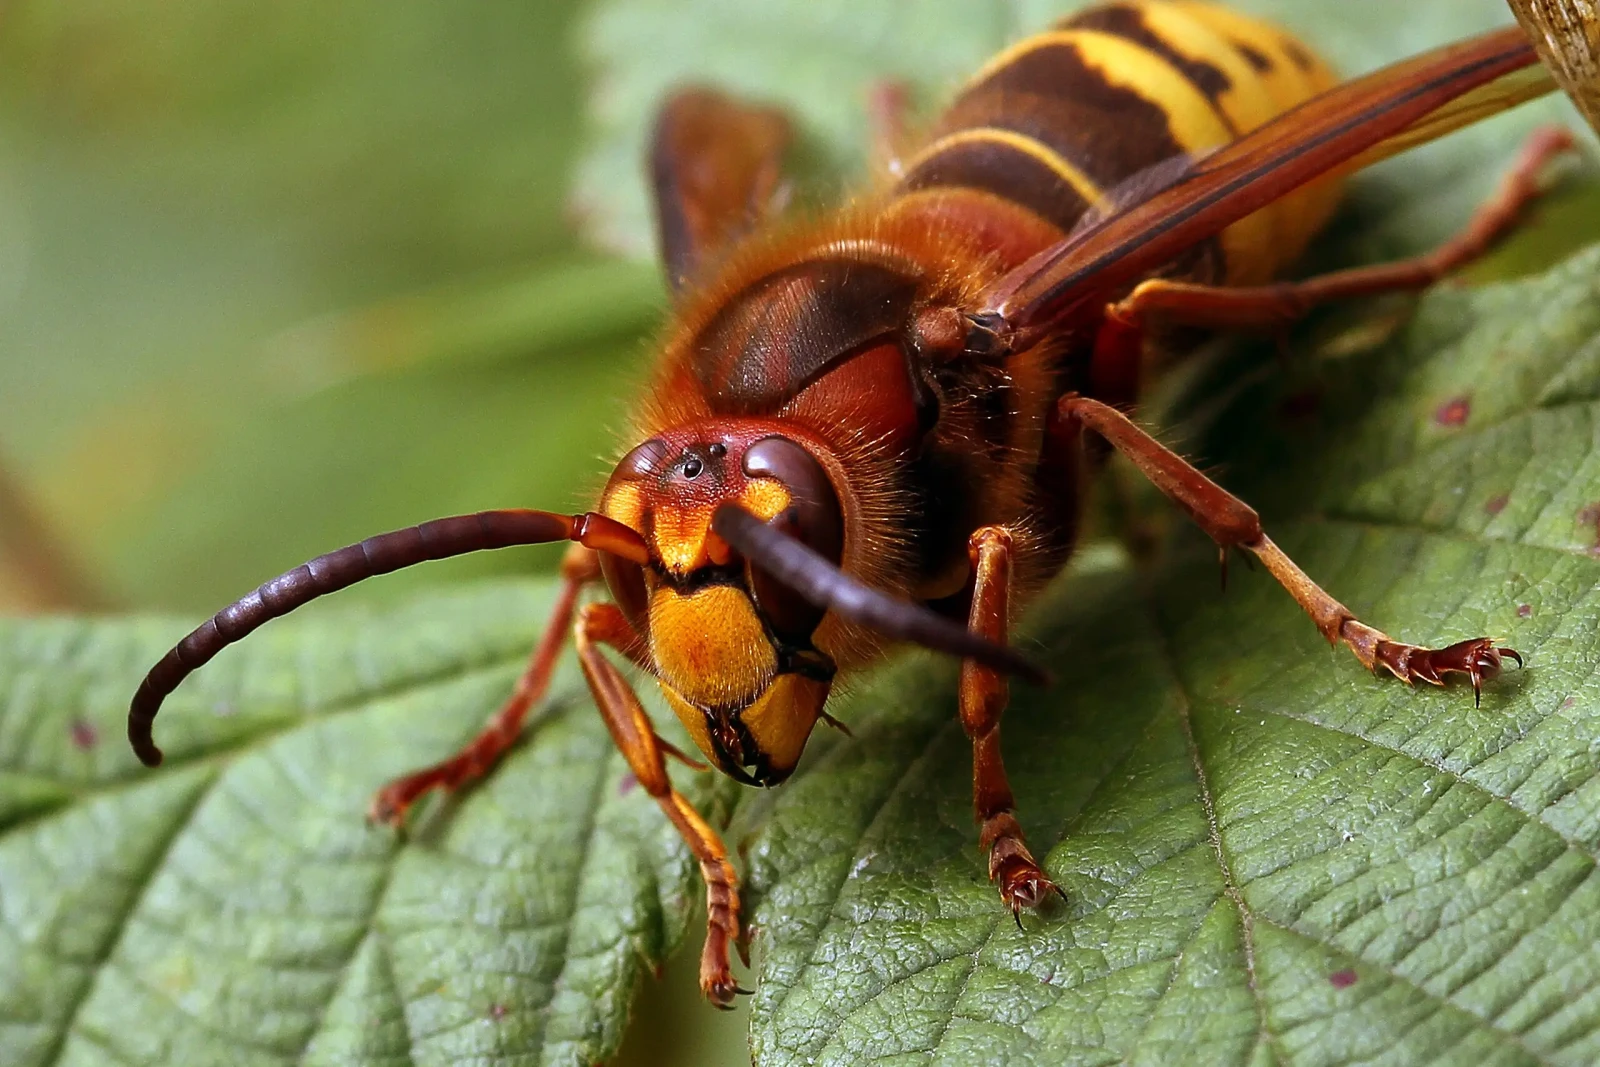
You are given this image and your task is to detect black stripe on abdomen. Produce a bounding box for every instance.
[935,35,1197,197]
[1061,3,1237,132]
[898,128,1096,232]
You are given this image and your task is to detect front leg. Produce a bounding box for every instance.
[961,526,1060,921]
[573,602,746,1006]
[1058,395,1521,702]
[369,545,600,824]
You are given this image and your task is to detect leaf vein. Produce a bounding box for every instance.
[1253,912,1556,1065]
[1150,605,1286,1065]
[767,713,965,1049]
[534,732,611,1066]
[294,792,405,1063]
[1252,706,1600,867]
[38,768,217,1067]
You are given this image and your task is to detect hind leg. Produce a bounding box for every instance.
[1104,126,1575,334]
[1057,396,1519,702]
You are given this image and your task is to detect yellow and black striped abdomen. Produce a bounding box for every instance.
[897,0,1341,284]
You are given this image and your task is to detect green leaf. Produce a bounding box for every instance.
[0,583,730,1066]
[10,0,1600,1064]
[568,4,1600,1052]
[744,246,1600,1065]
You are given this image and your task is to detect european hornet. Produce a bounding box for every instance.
[129,2,1563,1005]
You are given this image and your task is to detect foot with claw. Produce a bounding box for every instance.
[702,967,753,1010]
[1339,619,1522,705]
[696,851,750,1008]
[1371,635,1523,706]
[700,935,752,1008]
[983,813,1063,926]
[366,756,478,826]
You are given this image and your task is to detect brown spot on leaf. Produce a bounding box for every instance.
[1578,502,1600,554]
[1434,396,1470,427]
[1329,969,1358,989]
[1484,494,1509,516]
[69,718,98,750]
[618,772,638,796]
[489,1003,508,1020]
[1517,603,1532,618]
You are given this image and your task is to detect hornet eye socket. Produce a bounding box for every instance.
[741,435,843,644]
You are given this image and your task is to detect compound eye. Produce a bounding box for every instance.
[599,553,650,632]
[615,437,671,480]
[741,435,844,643]
[599,437,668,632]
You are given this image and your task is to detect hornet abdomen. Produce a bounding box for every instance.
[898,0,1342,284]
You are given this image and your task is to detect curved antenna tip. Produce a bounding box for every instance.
[129,725,164,767]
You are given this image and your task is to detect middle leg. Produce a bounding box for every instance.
[962,525,1060,921]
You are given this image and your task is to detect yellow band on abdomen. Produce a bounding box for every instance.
[903,0,1342,284]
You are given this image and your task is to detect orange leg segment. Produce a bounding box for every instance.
[574,602,745,1006]
[1105,126,1575,334]
[961,526,1062,921]
[368,545,601,824]
[1058,396,1520,702]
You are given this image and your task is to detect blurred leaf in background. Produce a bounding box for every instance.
[0,0,665,613]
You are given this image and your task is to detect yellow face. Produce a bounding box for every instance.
[642,514,834,786]
[650,583,776,708]
[598,422,844,786]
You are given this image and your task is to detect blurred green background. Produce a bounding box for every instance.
[0,1,741,1063]
[0,0,669,617]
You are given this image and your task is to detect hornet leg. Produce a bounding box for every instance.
[962,525,1061,920]
[1102,126,1574,334]
[575,603,745,1007]
[368,545,601,824]
[1058,396,1519,702]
